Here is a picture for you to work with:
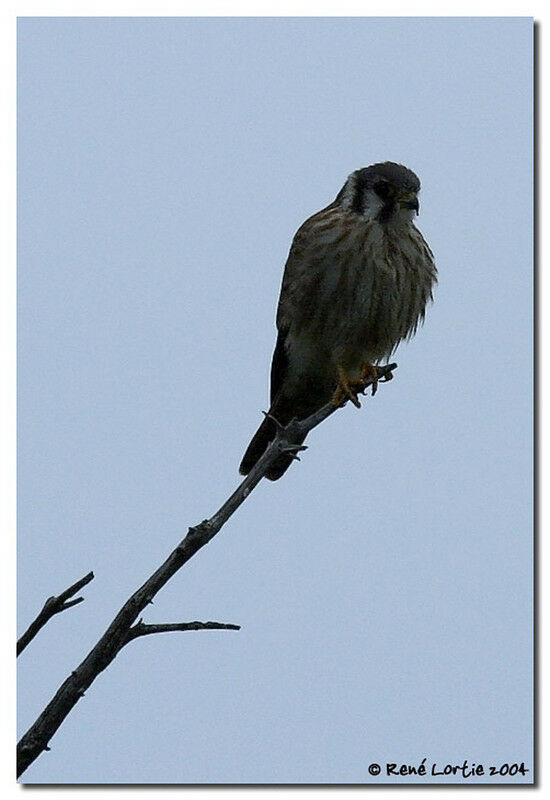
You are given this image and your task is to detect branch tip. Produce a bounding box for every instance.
[17,570,95,657]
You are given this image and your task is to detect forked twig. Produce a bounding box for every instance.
[17,572,95,656]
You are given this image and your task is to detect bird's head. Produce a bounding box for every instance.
[336,162,421,224]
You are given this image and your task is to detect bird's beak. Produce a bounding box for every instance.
[399,193,419,214]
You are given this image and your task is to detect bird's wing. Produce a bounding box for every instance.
[269,328,289,405]
[275,205,333,330]
[270,203,339,404]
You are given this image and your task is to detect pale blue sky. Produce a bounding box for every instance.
[17,17,533,783]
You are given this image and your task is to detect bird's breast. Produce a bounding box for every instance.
[286,220,436,374]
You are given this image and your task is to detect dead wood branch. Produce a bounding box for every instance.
[17,362,396,778]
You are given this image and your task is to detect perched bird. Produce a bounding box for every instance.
[239,162,437,480]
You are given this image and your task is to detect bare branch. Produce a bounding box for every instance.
[124,620,241,644]
[17,572,95,657]
[17,362,396,778]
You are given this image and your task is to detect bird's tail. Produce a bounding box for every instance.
[239,405,307,481]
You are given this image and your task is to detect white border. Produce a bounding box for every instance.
[2,4,542,797]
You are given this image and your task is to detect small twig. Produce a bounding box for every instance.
[17,572,95,657]
[124,620,241,644]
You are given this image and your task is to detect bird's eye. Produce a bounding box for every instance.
[374,181,392,199]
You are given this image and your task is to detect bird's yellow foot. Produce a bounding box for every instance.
[332,365,364,408]
[360,362,380,396]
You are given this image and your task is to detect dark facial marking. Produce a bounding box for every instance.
[373,180,397,222]
[373,180,394,201]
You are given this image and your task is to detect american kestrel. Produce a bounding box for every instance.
[239,162,437,480]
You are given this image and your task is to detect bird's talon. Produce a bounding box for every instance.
[333,365,365,409]
[332,385,361,408]
[358,362,381,397]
